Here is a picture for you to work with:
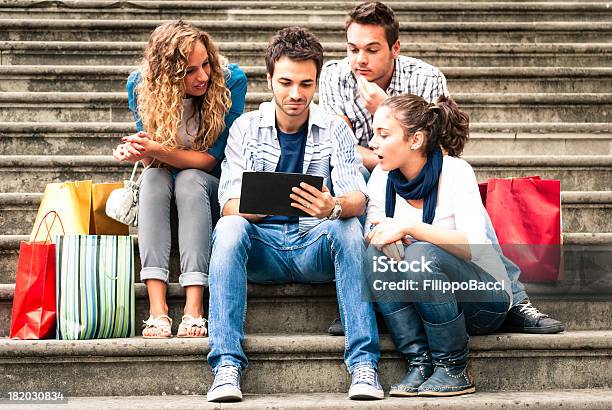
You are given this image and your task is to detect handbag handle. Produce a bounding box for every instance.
[129,160,153,185]
[33,210,66,243]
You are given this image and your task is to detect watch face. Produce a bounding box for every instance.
[330,203,342,220]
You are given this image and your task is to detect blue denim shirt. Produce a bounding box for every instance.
[126,63,247,177]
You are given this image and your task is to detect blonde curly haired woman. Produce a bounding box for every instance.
[112,20,247,338]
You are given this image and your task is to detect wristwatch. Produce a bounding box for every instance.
[328,198,342,220]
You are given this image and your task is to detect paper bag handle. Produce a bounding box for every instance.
[33,210,66,243]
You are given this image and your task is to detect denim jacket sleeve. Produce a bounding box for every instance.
[126,70,144,132]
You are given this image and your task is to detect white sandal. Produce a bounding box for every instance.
[142,314,173,338]
[177,314,208,338]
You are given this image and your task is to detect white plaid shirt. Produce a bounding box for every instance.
[218,101,368,233]
[319,55,449,147]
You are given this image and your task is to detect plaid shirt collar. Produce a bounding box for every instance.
[386,58,404,94]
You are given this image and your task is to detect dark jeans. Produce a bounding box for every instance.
[364,242,511,337]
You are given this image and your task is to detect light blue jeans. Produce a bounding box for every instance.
[207,216,380,373]
[483,212,528,307]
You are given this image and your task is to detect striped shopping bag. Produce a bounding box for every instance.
[55,235,135,339]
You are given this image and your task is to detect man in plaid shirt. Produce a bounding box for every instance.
[319,1,448,172]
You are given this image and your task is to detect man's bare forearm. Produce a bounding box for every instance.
[337,191,367,219]
[222,198,265,223]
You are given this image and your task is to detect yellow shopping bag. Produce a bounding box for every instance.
[91,182,129,235]
[29,180,128,242]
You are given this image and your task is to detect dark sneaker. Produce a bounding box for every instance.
[418,363,475,397]
[328,317,344,336]
[207,365,242,402]
[348,365,384,400]
[389,362,433,397]
[500,298,565,334]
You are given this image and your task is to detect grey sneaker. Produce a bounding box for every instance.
[348,365,384,400]
[207,365,242,402]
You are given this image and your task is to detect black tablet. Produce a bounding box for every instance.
[239,171,325,217]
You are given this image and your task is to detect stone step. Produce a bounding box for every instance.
[2,191,611,235]
[1,154,610,192]
[1,122,610,156]
[2,232,610,296]
[1,1,610,22]
[1,20,610,43]
[2,41,611,67]
[1,276,611,337]
[12,390,612,410]
[1,331,611,395]
[1,92,610,123]
[4,65,612,94]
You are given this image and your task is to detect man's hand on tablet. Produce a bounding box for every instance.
[290,183,335,219]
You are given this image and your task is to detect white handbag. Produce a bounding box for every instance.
[106,161,151,227]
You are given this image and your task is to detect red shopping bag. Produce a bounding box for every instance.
[479,177,562,282]
[10,211,64,339]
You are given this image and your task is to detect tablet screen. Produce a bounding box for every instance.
[239,172,325,217]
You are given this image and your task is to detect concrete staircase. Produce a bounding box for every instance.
[0,1,611,408]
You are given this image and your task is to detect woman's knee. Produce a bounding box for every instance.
[140,168,173,201]
[402,242,444,274]
[174,169,214,201]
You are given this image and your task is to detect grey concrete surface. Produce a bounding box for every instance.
[2,390,611,410]
[1,91,610,123]
[1,20,611,43]
[3,41,611,67]
[1,0,611,22]
[1,154,611,192]
[1,121,609,156]
[2,191,611,235]
[3,65,612,93]
[0,332,611,395]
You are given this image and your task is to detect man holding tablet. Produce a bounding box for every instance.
[206,27,383,403]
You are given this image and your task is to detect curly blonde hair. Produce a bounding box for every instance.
[136,20,232,152]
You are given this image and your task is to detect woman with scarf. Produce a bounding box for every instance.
[364,94,511,396]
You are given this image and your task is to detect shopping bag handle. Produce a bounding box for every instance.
[100,238,121,281]
[509,176,540,192]
[33,210,66,243]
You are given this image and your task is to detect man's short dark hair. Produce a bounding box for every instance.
[345,2,399,49]
[265,27,324,79]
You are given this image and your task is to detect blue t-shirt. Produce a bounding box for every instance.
[262,124,308,224]
[126,63,247,177]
